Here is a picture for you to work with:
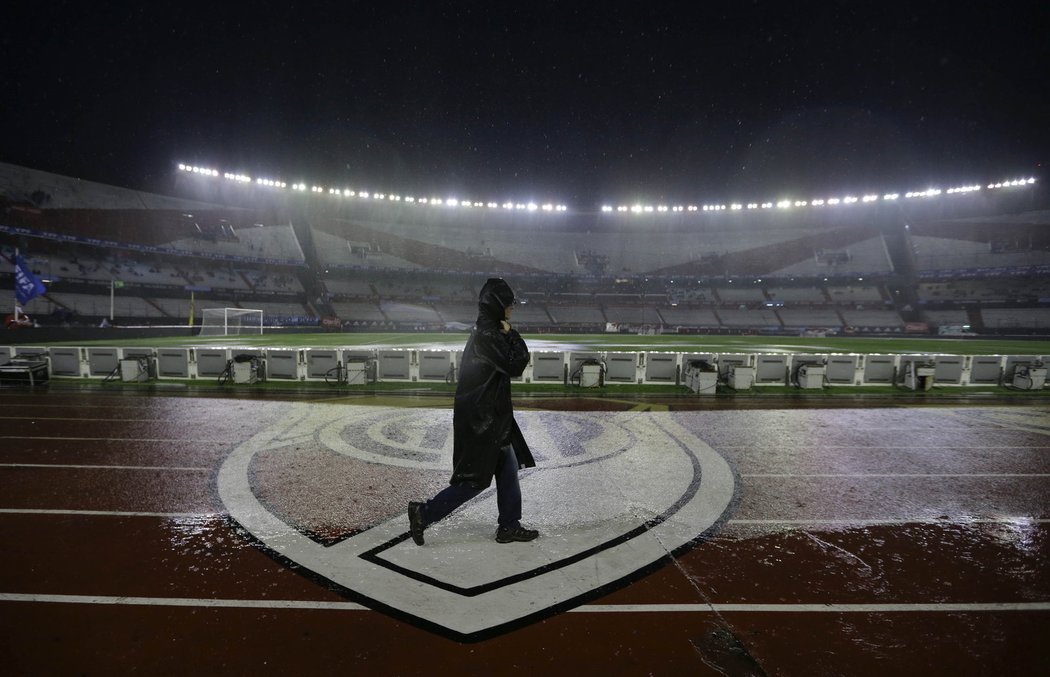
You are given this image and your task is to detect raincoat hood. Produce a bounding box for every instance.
[477,278,515,327]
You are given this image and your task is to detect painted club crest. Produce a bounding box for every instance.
[218,403,737,640]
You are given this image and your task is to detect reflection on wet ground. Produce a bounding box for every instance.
[0,390,1047,673]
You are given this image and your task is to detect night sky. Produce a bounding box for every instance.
[2,1,1047,208]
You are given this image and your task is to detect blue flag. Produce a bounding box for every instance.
[15,255,46,305]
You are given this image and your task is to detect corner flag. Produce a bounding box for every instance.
[15,255,46,305]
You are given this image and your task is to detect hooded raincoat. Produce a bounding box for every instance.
[450,278,535,488]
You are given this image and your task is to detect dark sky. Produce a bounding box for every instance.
[2,1,1047,207]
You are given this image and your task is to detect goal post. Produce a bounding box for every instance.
[199,308,264,336]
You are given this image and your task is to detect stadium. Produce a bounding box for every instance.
[2,156,1048,673]
[3,160,1048,388]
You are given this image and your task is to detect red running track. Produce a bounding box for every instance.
[0,389,1047,675]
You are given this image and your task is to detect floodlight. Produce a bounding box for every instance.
[883,193,899,200]
[827,198,840,205]
[777,200,791,209]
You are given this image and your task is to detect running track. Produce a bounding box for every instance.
[1,389,1047,675]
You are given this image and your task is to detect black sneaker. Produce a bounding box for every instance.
[495,525,539,543]
[408,501,425,546]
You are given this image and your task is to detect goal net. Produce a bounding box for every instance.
[199,308,264,336]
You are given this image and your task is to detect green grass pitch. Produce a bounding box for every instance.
[34,331,1050,356]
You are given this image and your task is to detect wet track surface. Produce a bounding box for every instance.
[1,389,1048,675]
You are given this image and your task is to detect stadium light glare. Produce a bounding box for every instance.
[175,162,1031,217]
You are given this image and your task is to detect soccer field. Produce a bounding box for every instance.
[36,331,1050,356]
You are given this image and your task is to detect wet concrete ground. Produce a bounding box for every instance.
[0,390,1047,674]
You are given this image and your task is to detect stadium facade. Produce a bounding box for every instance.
[1,161,1047,336]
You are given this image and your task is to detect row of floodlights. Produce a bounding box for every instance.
[178,164,1035,215]
[178,164,568,212]
[600,178,1036,213]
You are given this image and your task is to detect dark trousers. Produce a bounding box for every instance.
[422,445,522,529]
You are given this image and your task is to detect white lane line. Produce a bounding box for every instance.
[742,473,1050,478]
[1,594,1046,614]
[0,436,232,443]
[574,602,1050,613]
[0,417,176,422]
[730,518,1050,525]
[718,445,1050,449]
[0,510,1046,525]
[0,593,369,610]
[0,464,210,471]
[9,467,1040,478]
[0,509,216,518]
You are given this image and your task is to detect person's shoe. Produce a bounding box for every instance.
[408,501,425,546]
[495,525,539,543]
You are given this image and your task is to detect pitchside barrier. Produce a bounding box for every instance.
[1,345,1047,391]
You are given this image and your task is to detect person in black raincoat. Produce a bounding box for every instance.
[408,278,538,545]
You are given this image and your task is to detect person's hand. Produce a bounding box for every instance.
[500,320,511,334]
